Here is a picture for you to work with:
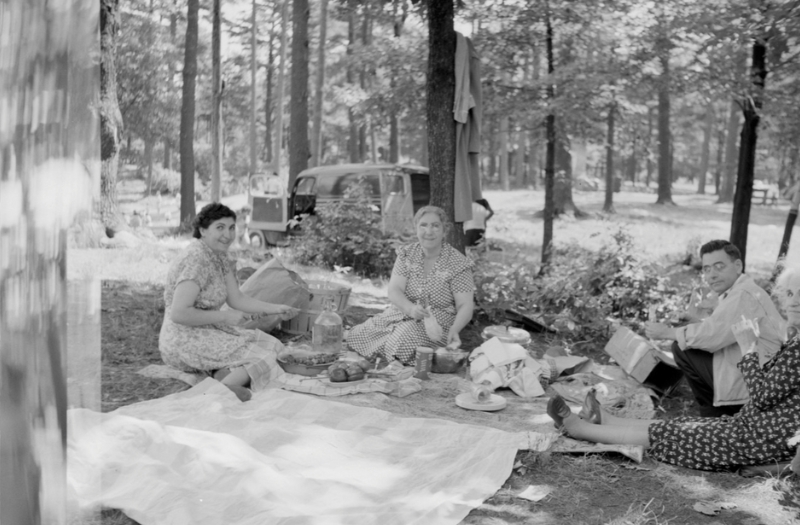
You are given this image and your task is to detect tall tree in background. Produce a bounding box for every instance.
[179,0,199,225]
[210,0,223,202]
[717,100,739,203]
[696,99,714,194]
[100,0,125,233]
[603,100,616,213]
[289,0,310,190]
[311,0,329,167]
[346,0,359,162]
[427,0,462,251]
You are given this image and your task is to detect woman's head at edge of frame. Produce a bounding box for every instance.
[192,202,237,239]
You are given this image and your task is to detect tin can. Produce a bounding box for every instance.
[414,347,434,380]
[471,382,493,403]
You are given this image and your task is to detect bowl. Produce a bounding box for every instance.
[481,325,531,345]
[430,350,469,374]
[277,353,338,377]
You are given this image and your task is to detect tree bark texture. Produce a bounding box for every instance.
[656,45,673,204]
[274,0,290,172]
[311,0,328,167]
[604,102,616,213]
[697,101,714,195]
[730,39,768,266]
[288,0,310,190]
[100,0,124,232]
[211,0,223,202]
[265,25,275,163]
[499,116,510,191]
[179,0,199,225]
[714,120,725,195]
[347,0,359,162]
[717,100,740,203]
[542,6,555,267]
[250,0,258,176]
[426,0,462,252]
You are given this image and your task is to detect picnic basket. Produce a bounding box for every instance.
[281,280,351,335]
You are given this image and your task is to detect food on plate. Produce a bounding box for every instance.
[327,360,368,382]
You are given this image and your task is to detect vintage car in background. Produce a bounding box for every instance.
[247,163,430,247]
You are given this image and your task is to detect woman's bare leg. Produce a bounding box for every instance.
[563,413,652,447]
[599,410,659,428]
[219,367,252,401]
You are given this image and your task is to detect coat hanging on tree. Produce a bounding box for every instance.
[454,32,483,223]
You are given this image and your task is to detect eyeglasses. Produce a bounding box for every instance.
[701,262,727,275]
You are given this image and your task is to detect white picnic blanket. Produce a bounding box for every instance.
[68,379,526,525]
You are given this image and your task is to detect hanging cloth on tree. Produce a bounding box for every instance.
[454,32,484,223]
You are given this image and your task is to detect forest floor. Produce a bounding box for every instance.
[67,176,800,524]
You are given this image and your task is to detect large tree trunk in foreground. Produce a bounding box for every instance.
[273,0,290,172]
[542,6,555,268]
[210,0,222,202]
[730,39,768,267]
[717,100,740,204]
[179,0,199,226]
[310,0,328,167]
[100,0,125,233]
[427,0,462,252]
[288,0,310,190]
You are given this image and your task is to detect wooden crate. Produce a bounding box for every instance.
[604,326,683,396]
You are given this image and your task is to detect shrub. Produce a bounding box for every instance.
[474,228,687,343]
[290,182,405,278]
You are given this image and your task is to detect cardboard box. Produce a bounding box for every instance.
[604,326,683,396]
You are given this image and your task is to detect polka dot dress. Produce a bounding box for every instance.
[346,242,474,364]
[648,335,800,471]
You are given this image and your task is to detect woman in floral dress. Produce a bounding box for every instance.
[546,268,800,472]
[159,203,299,401]
[347,206,474,365]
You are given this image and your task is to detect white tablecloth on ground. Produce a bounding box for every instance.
[68,379,526,525]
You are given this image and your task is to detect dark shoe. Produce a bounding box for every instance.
[547,394,572,430]
[579,389,603,424]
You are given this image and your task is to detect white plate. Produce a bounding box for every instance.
[455,392,507,412]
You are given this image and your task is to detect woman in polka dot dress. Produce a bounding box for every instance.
[546,268,800,472]
[347,206,474,365]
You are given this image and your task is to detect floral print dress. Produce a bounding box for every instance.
[648,335,800,471]
[159,239,284,390]
[347,242,474,364]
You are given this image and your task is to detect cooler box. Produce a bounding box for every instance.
[604,326,683,396]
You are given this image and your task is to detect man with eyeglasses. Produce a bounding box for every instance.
[645,240,784,417]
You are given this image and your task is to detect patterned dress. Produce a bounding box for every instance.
[347,242,474,364]
[159,239,284,390]
[648,335,800,471]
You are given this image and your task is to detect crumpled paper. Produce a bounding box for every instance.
[469,338,545,397]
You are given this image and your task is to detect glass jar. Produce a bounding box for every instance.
[312,296,343,355]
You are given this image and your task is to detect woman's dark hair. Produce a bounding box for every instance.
[192,202,236,239]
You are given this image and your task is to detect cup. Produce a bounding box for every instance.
[414,347,434,380]
[471,382,493,403]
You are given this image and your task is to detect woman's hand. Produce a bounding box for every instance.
[274,305,300,321]
[220,309,248,326]
[446,327,461,347]
[407,304,429,320]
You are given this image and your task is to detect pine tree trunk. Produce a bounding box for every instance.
[604,101,616,213]
[179,0,199,225]
[288,0,310,190]
[697,100,714,195]
[347,0,359,162]
[100,0,125,232]
[145,138,154,196]
[427,0,462,252]
[730,39,767,265]
[249,0,258,176]
[274,0,290,172]
[310,0,328,167]
[717,100,739,204]
[655,43,674,204]
[542,5,555,267]
[210,0,222,202]
[499,116,510,191]
[265,25,275,163]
